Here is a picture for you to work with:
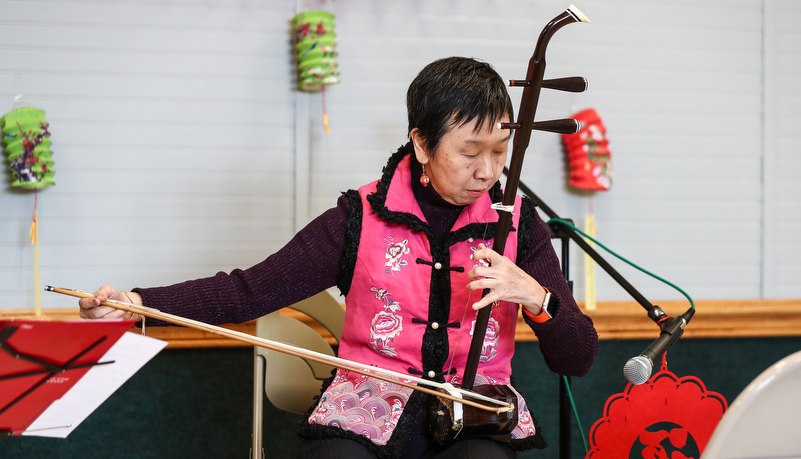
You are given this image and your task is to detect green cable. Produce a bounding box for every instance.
[546,217,696,454]
[561,375,589,453]
[546,218,695,309]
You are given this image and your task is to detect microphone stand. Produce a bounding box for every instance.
[511,172,664,320]
[505,168,695,459]
[551,216,574,459]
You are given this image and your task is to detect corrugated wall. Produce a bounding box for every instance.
[764,1,801,298]
[1,0,798,310]
[1,0,299,307]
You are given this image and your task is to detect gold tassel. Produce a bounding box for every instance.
[584,212,597,311]
[322,84,330,135]
[30,209,37,244]
[32,208,42,316]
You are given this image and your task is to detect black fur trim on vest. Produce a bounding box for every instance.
[367,143,433,236]
[336,189,362,296]
[515,196,538,262]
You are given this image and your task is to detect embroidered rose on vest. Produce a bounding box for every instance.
[369,287,403,356]
[384,236,410,276]
[470,316,500,363]
[370,311,403,357]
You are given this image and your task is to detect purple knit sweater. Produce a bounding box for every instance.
[134,152,598,377]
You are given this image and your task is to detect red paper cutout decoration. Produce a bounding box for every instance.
[562,108,612,191]
[0,319,135,436]
[586,361,727,459]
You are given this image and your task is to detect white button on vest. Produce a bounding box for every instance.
[431,322,439,329]
[434,262,442,270]
[428,370,436,378]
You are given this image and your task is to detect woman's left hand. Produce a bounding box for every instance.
[467,243,548,315]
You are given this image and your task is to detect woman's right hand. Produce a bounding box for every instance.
[78,285,142,321]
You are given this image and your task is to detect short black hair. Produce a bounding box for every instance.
[406,57,514,156]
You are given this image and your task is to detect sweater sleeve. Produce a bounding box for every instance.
[517,207,599,377]
[132,195,351,326]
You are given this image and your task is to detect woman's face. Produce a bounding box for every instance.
[412,116,510,206]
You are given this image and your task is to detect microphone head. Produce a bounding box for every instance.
[623,356,653,385]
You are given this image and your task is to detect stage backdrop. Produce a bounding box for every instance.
[1,1,800,307]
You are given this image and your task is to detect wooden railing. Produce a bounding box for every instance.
[3,299,800,348]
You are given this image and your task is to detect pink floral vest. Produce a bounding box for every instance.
[307,154,538,445]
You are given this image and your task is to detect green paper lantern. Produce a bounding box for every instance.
[293,10,340,92]
[1,107,55,189]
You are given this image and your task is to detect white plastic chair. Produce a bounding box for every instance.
[701,349,801,458]
[250,292,345,459]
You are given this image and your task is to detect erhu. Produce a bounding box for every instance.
[430,4,591,445]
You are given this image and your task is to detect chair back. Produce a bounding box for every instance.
[701,350,801,458]
[254,291,344,414]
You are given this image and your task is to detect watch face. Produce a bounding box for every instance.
[542,292,553,318]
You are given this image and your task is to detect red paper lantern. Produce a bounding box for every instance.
[562,108,612,191]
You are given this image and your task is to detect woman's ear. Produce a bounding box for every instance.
[410,128,430,165]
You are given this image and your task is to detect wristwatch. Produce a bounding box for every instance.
[541,291,553,319]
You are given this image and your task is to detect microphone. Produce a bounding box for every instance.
[623,308,695,385]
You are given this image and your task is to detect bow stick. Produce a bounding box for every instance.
[45,286,513,414]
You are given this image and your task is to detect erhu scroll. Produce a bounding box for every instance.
[431,4,590,445]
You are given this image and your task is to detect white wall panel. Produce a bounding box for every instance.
[764,0,801,298]
[307,0,772,307]
[1,0,297,309]
[1,0,799,311]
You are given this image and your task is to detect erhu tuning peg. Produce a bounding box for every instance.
[498,119,579,134]
[542,77,588,93]
[508,77,587,92]
[531,118,580,134]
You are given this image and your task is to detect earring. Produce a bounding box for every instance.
[420,164,430,187]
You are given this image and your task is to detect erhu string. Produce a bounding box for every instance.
[445,221,496,383]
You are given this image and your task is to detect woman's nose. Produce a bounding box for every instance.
[474,154,493,179]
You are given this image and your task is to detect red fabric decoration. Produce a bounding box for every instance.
[586,359,727,459]
[562,108,612,191]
